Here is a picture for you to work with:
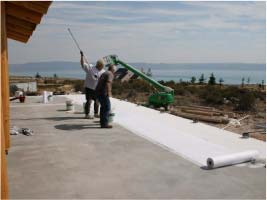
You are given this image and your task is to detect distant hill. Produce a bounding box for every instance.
[10,61,265,71]
[10,61,80,72]
[9,61,265,84]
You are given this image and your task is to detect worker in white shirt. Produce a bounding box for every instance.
[80,51,105,119]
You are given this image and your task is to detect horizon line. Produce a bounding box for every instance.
[10,60,266,65]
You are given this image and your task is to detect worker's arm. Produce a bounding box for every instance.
[80,51,92,73]
[106,71,114,97]
[106,81,112,97]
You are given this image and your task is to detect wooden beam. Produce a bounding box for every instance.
[7,25,33,37]
[34,1,53,10]
[1,124,9,200]
[7,15,36,32]
[6,2,43,24]
[1,2,11,150]
[7,24,33,37]
[1,2,9,199]
[8,1,51,14]
[7,31,29,43]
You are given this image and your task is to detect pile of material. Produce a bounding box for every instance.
[173,105,233,124]
[10,126,34,136]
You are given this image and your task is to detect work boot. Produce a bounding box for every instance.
[88,115,94,119]
[94,113,100,118]
[101,125,113,128]
[85,115,94,119]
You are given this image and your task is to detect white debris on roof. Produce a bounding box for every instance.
[66,95,266,167]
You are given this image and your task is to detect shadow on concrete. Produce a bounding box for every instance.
[12,116,86,121]
[56,109,67,112]
[55,124,101,130]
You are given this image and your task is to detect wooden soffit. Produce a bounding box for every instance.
[5,1,52,43]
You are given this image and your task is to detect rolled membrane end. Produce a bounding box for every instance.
[207,158,214,169]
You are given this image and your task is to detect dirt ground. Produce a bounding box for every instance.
[209,116,266,141]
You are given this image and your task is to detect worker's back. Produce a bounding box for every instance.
[95,71,114,96]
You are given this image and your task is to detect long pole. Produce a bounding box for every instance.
[67,28,82,51]
[67,28,89,62]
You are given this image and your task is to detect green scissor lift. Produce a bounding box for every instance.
[103,55,174,110]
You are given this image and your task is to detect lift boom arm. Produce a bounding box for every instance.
[103,55,173,93]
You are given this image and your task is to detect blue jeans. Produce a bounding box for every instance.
[98,95,111,127]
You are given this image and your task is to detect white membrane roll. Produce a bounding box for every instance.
[207,150,259,169]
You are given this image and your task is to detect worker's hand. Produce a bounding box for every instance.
[80,51,84,57]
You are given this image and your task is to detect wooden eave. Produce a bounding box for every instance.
[5,1,52,43]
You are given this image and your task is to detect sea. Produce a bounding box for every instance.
[9,62,266,85]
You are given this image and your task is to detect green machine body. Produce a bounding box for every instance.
[103,55,174,110]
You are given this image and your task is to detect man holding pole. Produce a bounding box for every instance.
[80,51,105,119]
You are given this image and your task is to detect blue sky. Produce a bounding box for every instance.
[9,1,266,64]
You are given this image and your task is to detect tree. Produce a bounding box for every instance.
[219,78,224,87]
[141,67,145,74]
[247,77,250,85]
[190,76,196,84]
[208,73,216,85]
[53,73,58,79]
[199,74,205,84]
[146,68,152,77]
[241,77,245,88]
[158,80,165,85]
[35,72,41,78]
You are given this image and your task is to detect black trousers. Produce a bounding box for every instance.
[84,87,99,115]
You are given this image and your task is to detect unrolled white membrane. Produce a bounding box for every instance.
[207,150,259,169]
[64,95,266,168]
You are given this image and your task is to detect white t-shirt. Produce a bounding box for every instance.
[82,63,105,90]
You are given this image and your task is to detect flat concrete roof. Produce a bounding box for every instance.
[8,96,266,199]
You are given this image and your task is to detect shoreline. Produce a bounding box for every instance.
[9,74,265,86]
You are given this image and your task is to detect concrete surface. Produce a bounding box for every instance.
[8,96,266,199]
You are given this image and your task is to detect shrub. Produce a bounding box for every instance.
[73,80,84,92]
[191,76,196,84]
[158,80,165,85]
[164,80,176,88]
[186,85,198,94]
[220,86,256,111]
[236,90,256,111]
[197,86,223,105]
[10,85,19,96]
[174,85,186,95]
